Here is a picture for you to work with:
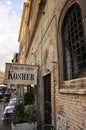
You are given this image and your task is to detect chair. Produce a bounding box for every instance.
[42,124,55,130]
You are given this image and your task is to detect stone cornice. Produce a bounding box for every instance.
[18,0,31,43]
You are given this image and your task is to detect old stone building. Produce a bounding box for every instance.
[0,70,4,84]
[18,0,86,130]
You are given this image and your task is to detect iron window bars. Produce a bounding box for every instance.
[62,3,86,80]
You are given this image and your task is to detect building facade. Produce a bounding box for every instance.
[18,0,86,130]
[0,70,4,84]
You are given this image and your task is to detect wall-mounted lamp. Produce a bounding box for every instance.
[31,84,35,88]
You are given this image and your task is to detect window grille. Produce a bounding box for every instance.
[62,3,86,80]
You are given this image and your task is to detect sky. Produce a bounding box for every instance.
[0,0,24,72]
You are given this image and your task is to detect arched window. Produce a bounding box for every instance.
[62,3,86,80]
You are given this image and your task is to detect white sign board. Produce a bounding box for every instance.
[5,63,38,85]
[56,114,67,130]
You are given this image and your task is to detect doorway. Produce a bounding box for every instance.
[43,73,51,124]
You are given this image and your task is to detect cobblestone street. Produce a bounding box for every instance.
[0,101,11,130]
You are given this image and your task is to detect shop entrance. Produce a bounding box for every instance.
[43,73,51,124]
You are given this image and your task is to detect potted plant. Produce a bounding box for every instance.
[12,99,26,125]
[11,99,37,130]
[25,104,37,123]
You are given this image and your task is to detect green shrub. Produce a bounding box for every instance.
[24,92,34,105]
[25,105,37,123]
[12,100,26,125]
[12,100,37,125]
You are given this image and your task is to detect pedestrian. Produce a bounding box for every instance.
[3,97,6,109]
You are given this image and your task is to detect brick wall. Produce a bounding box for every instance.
[26,0,86,129]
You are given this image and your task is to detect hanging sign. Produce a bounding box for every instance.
[5,63,38,85]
